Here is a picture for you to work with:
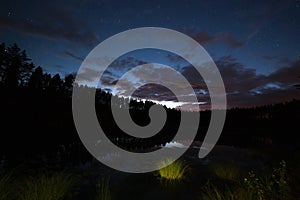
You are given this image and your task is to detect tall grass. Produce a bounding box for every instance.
[17,172,74,200]
[210,161,242,181]
[95,177,111,200]
[243,160,290,200]
[157,159,189,182]
[201,160,291,200]
[0,172,12,200]
[201,182,255,200]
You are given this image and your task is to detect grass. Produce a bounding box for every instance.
[16,172,74,200]
[200,160,291,200]
[157,159,189,182]
[0,172,12,200]
[0,158,293,200]
[243,160,290,200]
[210,161,243,181]
[201,182,255,200]
[95,177,111,200]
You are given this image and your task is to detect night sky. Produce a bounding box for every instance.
[0,0,299,108]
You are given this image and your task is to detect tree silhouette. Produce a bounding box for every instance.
[63,73,75,92]
[43,72,52,88]
[49,73,63,91]
[28,66,44,89]
[0,43,34,88]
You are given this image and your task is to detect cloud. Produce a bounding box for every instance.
[189,31,215,45]
[0,7,99,47]
[77,68,99,83]
[218,57,300,107]
[268,60,300,85]
[214,33,244,48]
[79,53,300,109]
[107,57,147,76]
[76,56,148,88]
[181,56,300,108]
[63,51,84,61]
[179,28,244,48]
[216,56,267,92]
[132,84,176,101]
[98,56,147,85]
[51,64,71,74]
[261,55,293,65]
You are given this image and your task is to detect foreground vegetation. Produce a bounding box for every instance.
[201,160,291,200]
[95,177,111,200]
[0,159,298,200]
[157,159,189,183]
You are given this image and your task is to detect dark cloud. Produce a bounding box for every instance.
[181,56,300,108]
[181,55,265,94]
[132,84,176,101]
[101,56,147,83]
[78,52,300,109]
[74,56,146,87]
[0,7,98,47]
[98,54,300,108]
[261,55,293,65]
[217,57,300,107]
[216,56,267,92]
[189,31,215,45]
[112,57,147,71]
[181,65,206,89]
[262,55,279,60]
[100,76,117,86]
[220,57,300,107]
[77,68,99,82]
[180,28,244,48]
[268,61,300,85]
[214,33,244,48]
[63,51,84,61]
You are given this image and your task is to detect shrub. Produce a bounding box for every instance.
[210,161,242,181]
[201,161,290,200]
[95,177,111,200]
[243,160,290,200]
[157,159,189,182]
[17,172,74,200]
[0,172,12,200]
[201,182,255,200]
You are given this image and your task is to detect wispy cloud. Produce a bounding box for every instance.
[179,28,244,48]
[0,7,99,48]
[63,51,84,61]
[261,55,293,65]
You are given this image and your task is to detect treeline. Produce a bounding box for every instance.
[0,43,166,110]
[219,99,300,147]
[0,43,179,167]
[0,43,299,168]
[0,43,74,93]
